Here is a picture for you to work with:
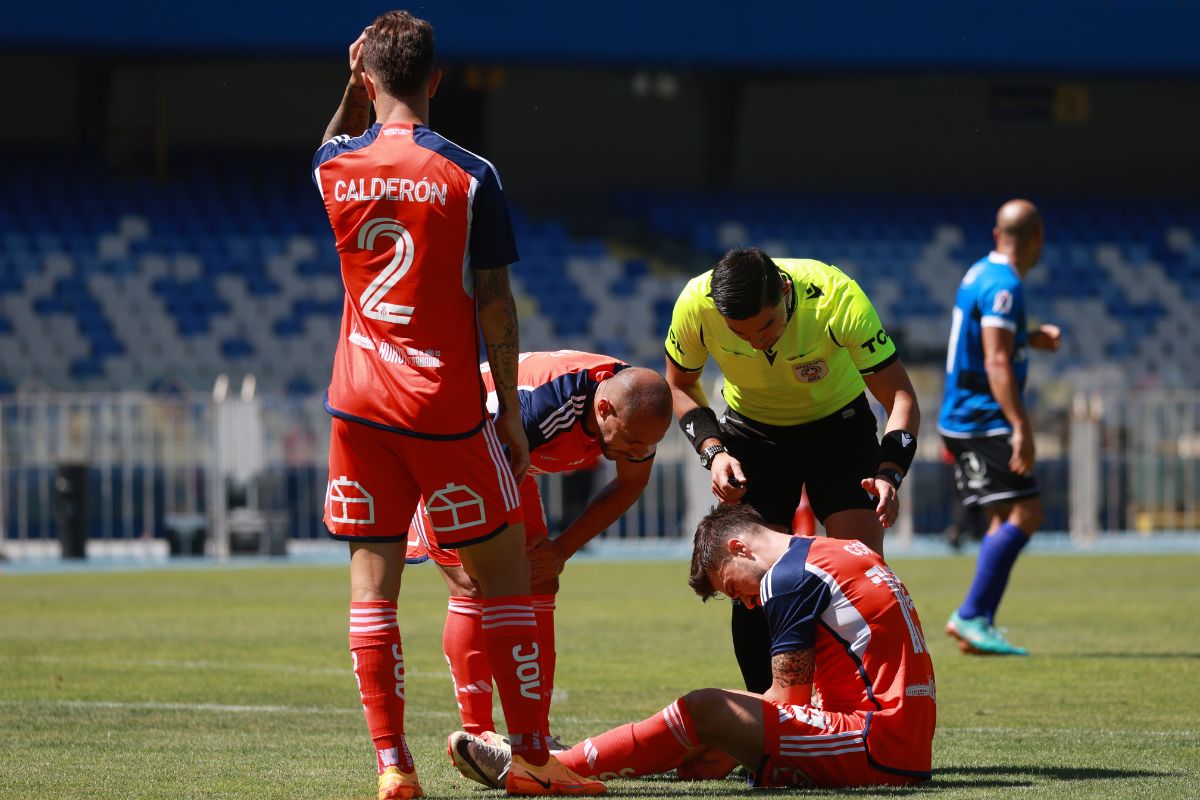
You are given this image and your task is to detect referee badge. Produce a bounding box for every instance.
[792,359,828,383]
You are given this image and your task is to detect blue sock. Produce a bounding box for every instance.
[958,522,1029,623]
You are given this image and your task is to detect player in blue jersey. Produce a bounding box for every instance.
[938,199,1060,656]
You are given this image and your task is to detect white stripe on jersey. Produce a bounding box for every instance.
[760,561,776,607]
[981,316,1017,331]
[538,396,586,436]
[937,425,1012,439]
[422,129,506,189]
[803,562,872,662]
[461,174,478,296]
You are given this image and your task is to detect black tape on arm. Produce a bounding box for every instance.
[680,407,722,453]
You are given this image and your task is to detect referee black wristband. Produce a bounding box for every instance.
[680,407,722,454]
[880,429,917,474]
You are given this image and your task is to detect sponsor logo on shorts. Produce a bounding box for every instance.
[426,483,487,532]
[842,541,873,558]
[959,451,988,490]
[792,359,829,383]
[327,476,375,525]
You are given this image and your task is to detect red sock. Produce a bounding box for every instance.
[558,697,700,778]
[532,593,556,741]
[481,595,547,765]
[349,600,414,773]
[444,596,495,735]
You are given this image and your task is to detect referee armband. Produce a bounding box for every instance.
[680,407,722,453]
[880,429,916,473]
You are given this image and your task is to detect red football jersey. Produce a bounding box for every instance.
[480,351,627,475]
[761,537,936,778]
[312,122,518,437]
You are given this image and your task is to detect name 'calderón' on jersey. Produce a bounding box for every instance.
[333,176,449,205]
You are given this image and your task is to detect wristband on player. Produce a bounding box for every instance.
[876,467,903,490]
[880,429,917,474]
[680,406,722,454]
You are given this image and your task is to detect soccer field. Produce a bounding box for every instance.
[1,553,1197,799]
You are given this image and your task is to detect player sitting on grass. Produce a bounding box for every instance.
[448,504,937,790]
[407,351,673,759]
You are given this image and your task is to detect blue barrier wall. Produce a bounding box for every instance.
[5,1,1199,73]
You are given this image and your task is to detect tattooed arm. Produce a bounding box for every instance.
[764,648,816,705]
[322,28,373,144]
[476,266,530,483]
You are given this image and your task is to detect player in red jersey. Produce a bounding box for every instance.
[449,503,936,790]
[312,13,602,798]
[407,351,673,753]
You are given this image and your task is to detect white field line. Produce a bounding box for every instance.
[0,699,1195,739]
[7,654,447,678]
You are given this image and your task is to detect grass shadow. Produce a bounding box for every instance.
[598,765,1180,796]
[935,765,1178,781]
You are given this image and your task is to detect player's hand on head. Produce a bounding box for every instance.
[348,26,371,87]
[710,452,748,503]
[862,477,899,528]
[494,408,530,484]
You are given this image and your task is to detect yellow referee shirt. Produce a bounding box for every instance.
[665,259,896,426]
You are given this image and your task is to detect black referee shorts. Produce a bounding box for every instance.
[720,393,881,527]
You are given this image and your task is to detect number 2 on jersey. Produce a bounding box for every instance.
[357,217,416,325]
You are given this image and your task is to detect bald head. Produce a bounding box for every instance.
[604,367,673,422]
[996,199,1042,240]
[593,366,673,461]
[993,198,1044,273]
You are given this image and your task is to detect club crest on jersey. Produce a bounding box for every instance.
[792,359,828,383]
[426,483,487,532]
[327,476,375,525]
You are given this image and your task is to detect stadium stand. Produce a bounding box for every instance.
[2,157,1198,397]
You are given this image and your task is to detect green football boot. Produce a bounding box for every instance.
[946,610,1029,656]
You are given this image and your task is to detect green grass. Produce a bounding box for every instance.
[1,553,1198,799]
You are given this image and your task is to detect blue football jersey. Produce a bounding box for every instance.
[938,253,1028,437]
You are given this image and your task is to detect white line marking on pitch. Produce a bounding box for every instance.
[9,654,444,678]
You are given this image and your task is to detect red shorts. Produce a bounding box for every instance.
[753,701,929,788]
[407,474,548,566]
[324,417,523,549]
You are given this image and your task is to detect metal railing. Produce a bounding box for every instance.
[3,389,1197,559]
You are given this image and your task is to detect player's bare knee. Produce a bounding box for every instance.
[440,563,481,598]
[1011,498,1043,533]
[680,689,723,739]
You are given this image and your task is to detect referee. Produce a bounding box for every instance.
[665,247,920,693]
